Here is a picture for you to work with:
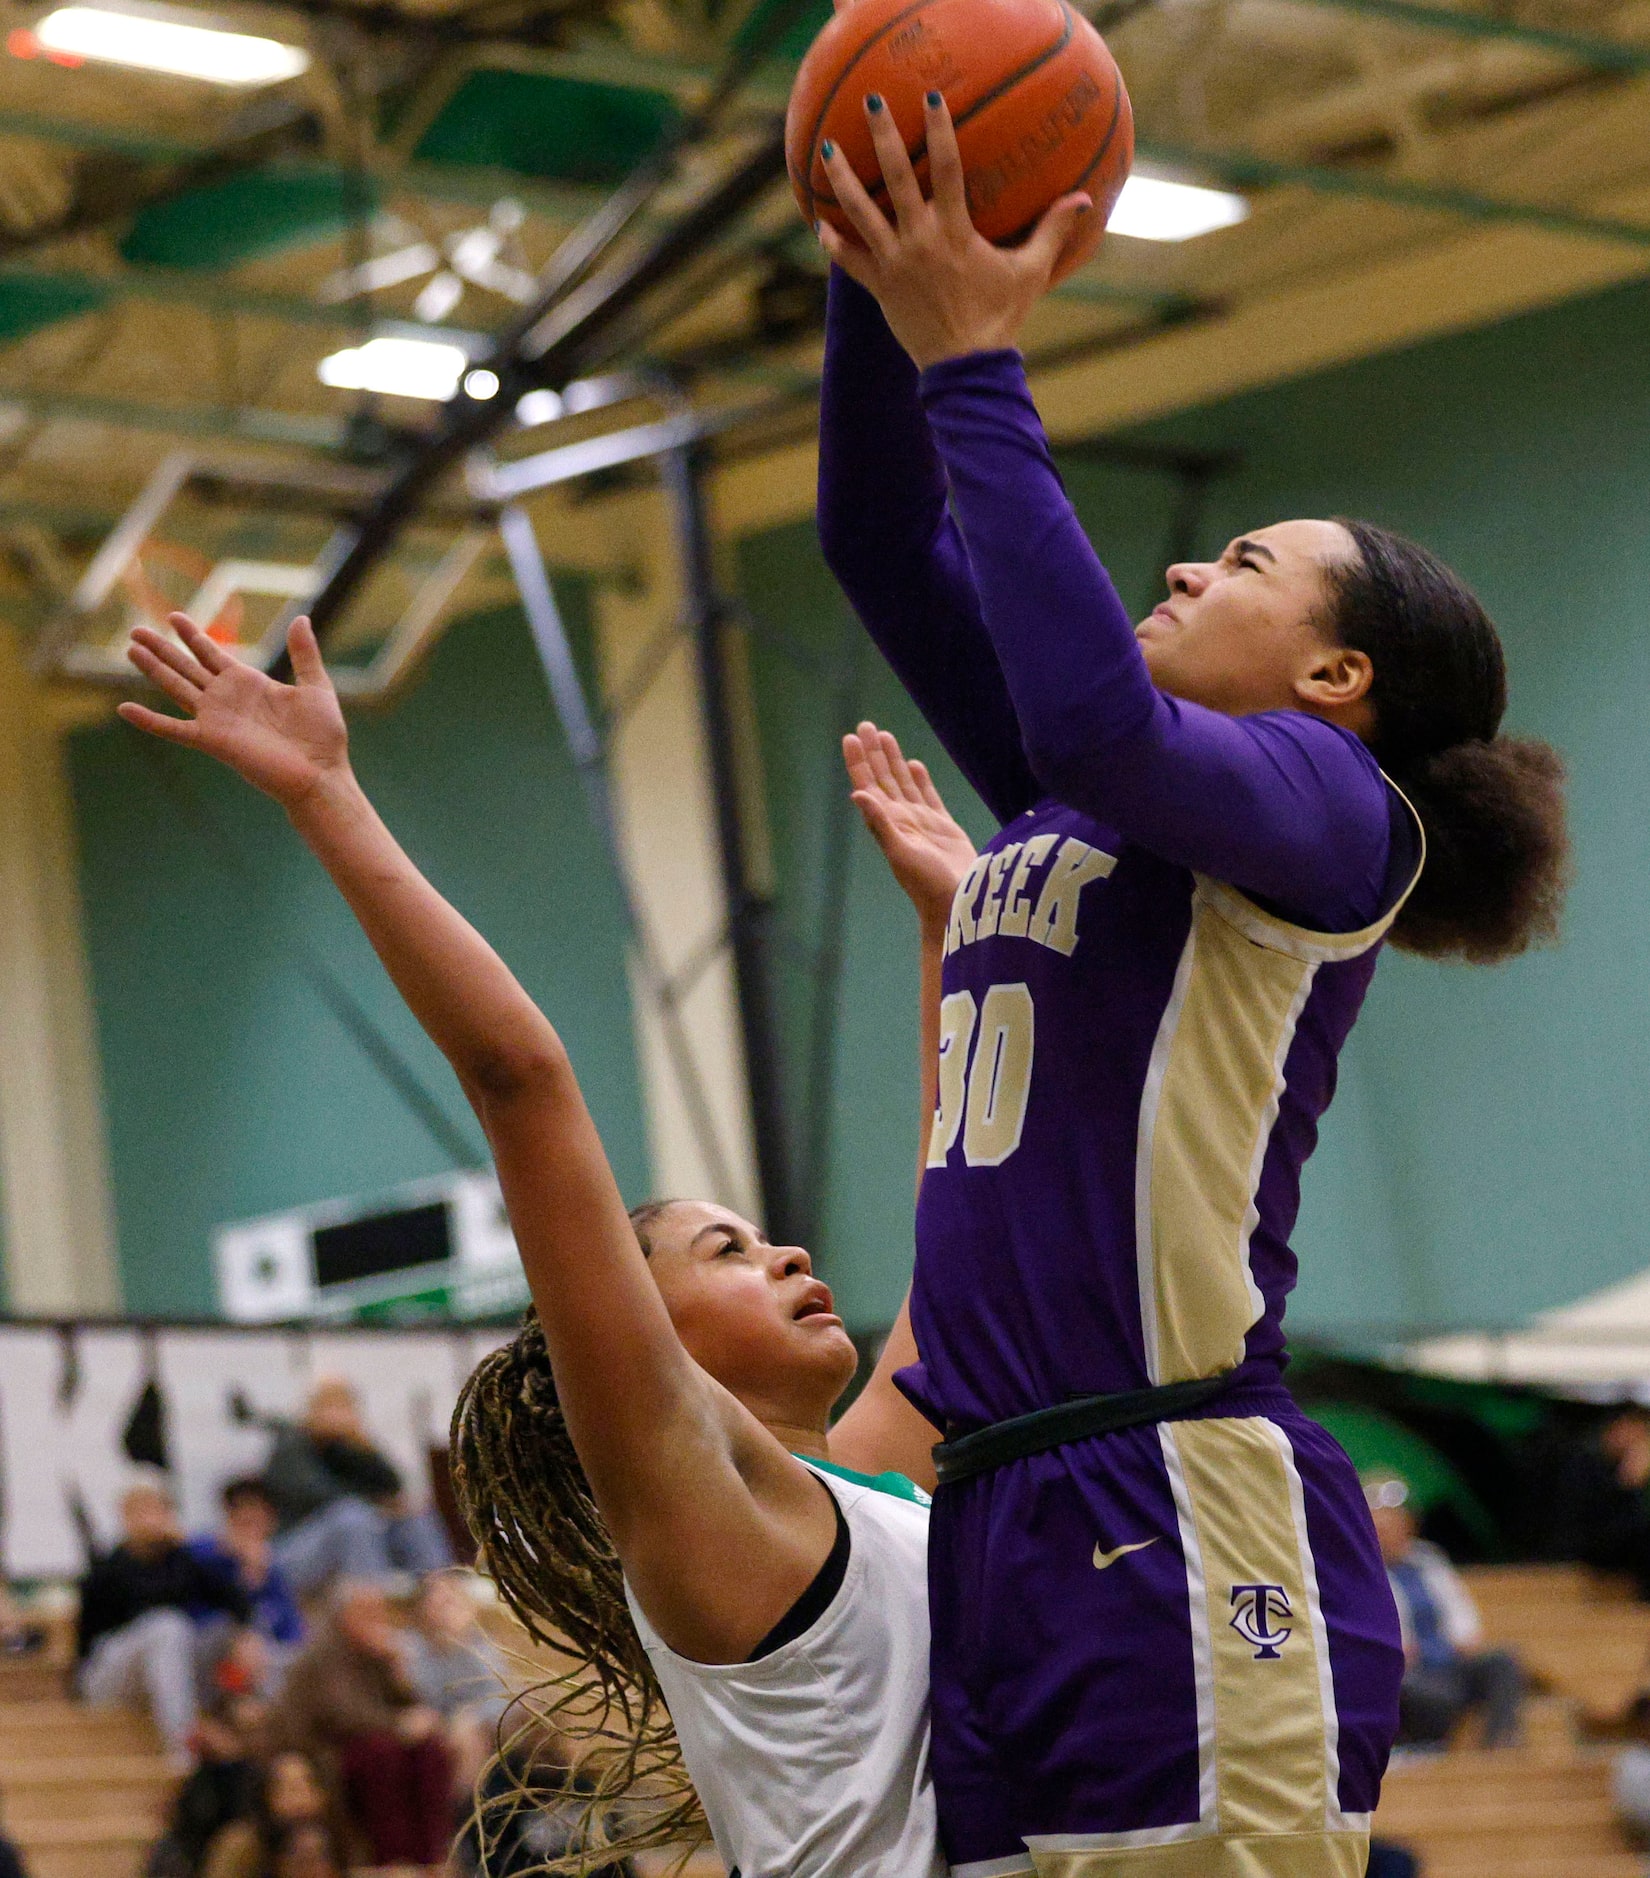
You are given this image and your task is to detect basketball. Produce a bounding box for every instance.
[786,0,1133,254]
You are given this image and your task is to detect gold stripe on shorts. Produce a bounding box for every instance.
[1027,1829,1369,1877]
[1171,1416,1334,1837]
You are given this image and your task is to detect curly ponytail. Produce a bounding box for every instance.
[1326,520,1570,964]
[450,1201,711,1876]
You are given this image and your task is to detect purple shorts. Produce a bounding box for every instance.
[929,1388,1402,1877]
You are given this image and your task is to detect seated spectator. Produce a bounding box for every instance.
[147,1685,269,1878]
[267,1579,453,1869]
[0,1582,46,1658]
[1366,1844,1421,1878]
[266,1822,344,1878]
[261,1379,451,1597]
[77,1472,252,1771]
[1368,1473,1525,1749]
[190,1479,303,1667]
[199,1752,344,1878]
[406,1572,510,1802]
[1539,1406,1650,1597]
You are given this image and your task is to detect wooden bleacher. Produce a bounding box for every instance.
[0,1650,172,1878]
[1372,1563,1650,1878]
[3,1563,1647,1878]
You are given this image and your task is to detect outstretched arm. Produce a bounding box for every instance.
[817,272,1041,826]
[821,97,1394,931]
[828,723,975,1485]
[120,617,833,1664]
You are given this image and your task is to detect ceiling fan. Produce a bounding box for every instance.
[318,198,538,323]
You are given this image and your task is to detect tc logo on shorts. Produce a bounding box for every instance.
[1229,1582,1293,1660]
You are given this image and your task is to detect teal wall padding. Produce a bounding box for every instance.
[67,599,648,1315]
[738,274,1650,1338]
[120,168,378,272]
[739,527,999,1330]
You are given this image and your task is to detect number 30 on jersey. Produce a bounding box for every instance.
[927,984,1035,1169]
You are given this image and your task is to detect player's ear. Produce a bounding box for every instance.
[1295,644,1372,712]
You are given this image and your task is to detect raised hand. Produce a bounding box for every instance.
[118,614,349,811]
[816,90,1097,368]
[844,720,976,931]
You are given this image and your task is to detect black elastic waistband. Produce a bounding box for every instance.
[932,1373,1237,1488]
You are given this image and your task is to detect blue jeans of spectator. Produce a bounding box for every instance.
[1366,1842,1420,1878]
[271,1497,452,1596]
[1398,1646,1524,1748]
[78,1607,211,1759]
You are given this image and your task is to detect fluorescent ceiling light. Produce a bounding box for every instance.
[515,388,563,428]
[34,5,309,84]
[317,336,468,401]
[1107,174,1248,242]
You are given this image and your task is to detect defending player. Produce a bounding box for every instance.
[814,92,1569,1878]
[117,615,961,1878]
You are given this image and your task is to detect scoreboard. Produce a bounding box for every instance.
[215,1171,528,1323]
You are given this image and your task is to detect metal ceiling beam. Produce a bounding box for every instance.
[0,107,198,164]
[0,263,487,342]
[296,130,789,645]
[1139,137,1650,248]
[1272,0,1650,71]
[0,386,346,449]
[0,110,616,224]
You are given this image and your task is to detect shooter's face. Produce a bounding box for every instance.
[645,1202,858,1422]
[1136,519,1362,719]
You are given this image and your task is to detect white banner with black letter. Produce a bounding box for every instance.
[0,1319,512,1579]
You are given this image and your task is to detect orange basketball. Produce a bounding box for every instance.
[786,0,1133,255]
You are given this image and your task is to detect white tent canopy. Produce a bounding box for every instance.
[1407,1265,1650,1396]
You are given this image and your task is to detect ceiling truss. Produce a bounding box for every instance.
[0,0,1645,652]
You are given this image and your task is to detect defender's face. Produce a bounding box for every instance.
[1135,520,1356,716]
[644,1202,858,1419]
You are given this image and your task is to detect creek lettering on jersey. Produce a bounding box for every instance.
[945,834,1117,959]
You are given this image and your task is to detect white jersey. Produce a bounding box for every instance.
[625,1457,945,1878]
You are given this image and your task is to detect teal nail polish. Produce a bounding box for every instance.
[926,89,942,107]
[821,138,835,157]
[866,93,884,112]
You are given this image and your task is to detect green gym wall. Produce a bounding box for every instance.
[46,271,1650,1332]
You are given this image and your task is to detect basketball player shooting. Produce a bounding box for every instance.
[814,83,1568,1878]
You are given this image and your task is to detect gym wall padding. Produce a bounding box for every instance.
[66,598,648,1316]
[739,271,1650,1338]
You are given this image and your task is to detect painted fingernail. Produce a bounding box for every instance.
[926,90,942,107]
[821,139,835,158]
[866,93,884,112]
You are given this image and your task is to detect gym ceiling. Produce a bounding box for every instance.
[0,0,1647,652]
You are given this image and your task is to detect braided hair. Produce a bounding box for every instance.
[450,1201,711,1875]
[1325,519,1570,963]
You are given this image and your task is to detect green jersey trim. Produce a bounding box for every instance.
[800,1454,932,1507]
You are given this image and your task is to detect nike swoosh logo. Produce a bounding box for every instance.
[1093,1538,1159,1570]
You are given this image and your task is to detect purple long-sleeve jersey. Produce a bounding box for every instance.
[819,274,1421,1428]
